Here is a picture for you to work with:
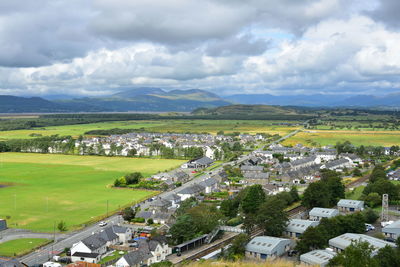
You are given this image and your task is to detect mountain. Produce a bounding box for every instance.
[56,88,231,112]
[193,104,300,116]
[224,93,400,107]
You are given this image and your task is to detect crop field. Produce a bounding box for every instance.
[0,238,50,257]
[0,153,184,232]
[283,130,400,147]
[0,120,301,140]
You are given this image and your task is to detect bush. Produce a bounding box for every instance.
[226,217,242,226]
[147,218,154,225]
[132,217,145,223]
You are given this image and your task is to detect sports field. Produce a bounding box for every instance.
[0,238,50,257]
[0,153,184,232]
[283,130,400,147]
[0,120,301,140]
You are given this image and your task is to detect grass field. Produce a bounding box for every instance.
[0,238,50,257]
[283,130,400,147]
[0,153,184,232]
[0,120,301,140]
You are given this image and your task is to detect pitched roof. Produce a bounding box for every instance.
[382,220,400,235]
[245,236,292,255]
[122,251,151,266]
[337,199,364,208]
[309,208,339,218]
[329,233,395,251]
[286,219,319,234]
[71,252,99,258]
[177,184,205,195]
[81,234,107,250]
[191,156,214,165]
[199,177,218,187]
[300,249,336,266]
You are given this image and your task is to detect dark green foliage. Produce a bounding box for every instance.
[176,197,198,216]
[122,207,135,221]
[169,215,197,244]
[362,209,379,224]
[369,165,387,183]
[57,220,67,232]
[353,168,362,177]
[124,172,143,185]
[256,198,288,237]
[220,198,240,219]
[150,261,173,267]
[328,241,378,267]
[241,184,265,215]
[363,179,400,200]
[374,245,400,267]
[222,233,250,260]
[336,141,355,154]
[364,193,381,208]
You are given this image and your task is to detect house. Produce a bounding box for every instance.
[109,225,132,244]
[300,249,336,267]
[340,153,362,165]
[181,156,214,169]
[177,184,205,200]
[290,156,320,171]
[245,236,292,260]
[71,253,101,264]
[115,250,152,267]
[285,219,319,238]
[382,220,400,240]
[71,227,119,263]
[151,211,175,225]
[199,177,219,194]
[321,158,352,171]
[337,199,364,213]
[173,171,190,182]
[315,151,337,162]
[388,169,400,181]
[241,165,264,174]
[309,208,339,221]
[0,219,6,231]
[329,233,395,254]
[162,193,181,208]
[149,198,172,212]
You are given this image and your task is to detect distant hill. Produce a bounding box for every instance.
[0,95,72,113]
[225,93,400,107]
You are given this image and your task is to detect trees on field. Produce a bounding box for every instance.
[241,184,265,215]
[256,198,288,237]
[328,241,378,267]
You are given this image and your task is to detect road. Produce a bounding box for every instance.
[19,214,121,265]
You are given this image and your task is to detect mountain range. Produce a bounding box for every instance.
[0,88,399,113]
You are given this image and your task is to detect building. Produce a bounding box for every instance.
[0,219,7,231]
[285,219,319,238]
[199,177,219,194]
[382,220,400,240]
[0,258,25,267]
[115,251,151,267]
[245,236,292,260]
[321,158,352,171]
[241,165,264,174]
[181,156,214,169]
[329,233,395,254]
[309,208,339,221]
[177,184,205,200]
[71,253,101,264]
[337,199,364,213]
[300,249,336,266]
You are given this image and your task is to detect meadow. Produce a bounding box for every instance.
[0,120,301,140]
[283,129,400,147]
[0,238,50,257]
[0,153,184,232]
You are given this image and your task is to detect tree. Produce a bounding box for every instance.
[296,226,328,254]
[127,148,137,157]
[169,215,197,245]
[374,245,400,267]
[186,203,222,234]
[223,233,249,260]
[302,182,330,208]
[124,172,143,185]
[57,220,67,232]
[369,165,387,183]
[364,193,381,208]
[122,207,135,221]
[256,198,288,237]
[362,209,379,224]
[325,176,345,206]
[289,186,300,202]
[328,241,378,267]
[353,168,362,177]
[363,179,399,200]
[220,198,239,219]
[241,184,265,215]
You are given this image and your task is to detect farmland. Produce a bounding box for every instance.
[0,238,50,257]
[0,119,301,140]
[283,129,400,147]
[0,153,184,232]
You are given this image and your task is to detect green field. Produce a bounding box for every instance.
[0,238,50,257]
[0,153,184,232]
[283,130,400,147]
[0,120,300,140]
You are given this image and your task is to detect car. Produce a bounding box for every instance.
[287,250,298,257]
[365,223,375,232]
[99,221,107,227]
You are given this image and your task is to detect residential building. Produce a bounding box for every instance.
[177,184,205,200]
[337,199,364,213]
[71,253,101,264]
[300,249,336,267]
[321,158,352,171]
[199,177,219,194]
[245,236,292,260]
[285,219,319,238]
[181,156,214,169]
[309,208,339,221]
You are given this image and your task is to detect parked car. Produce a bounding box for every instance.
[365,223,375,232]
[99,221,107,227]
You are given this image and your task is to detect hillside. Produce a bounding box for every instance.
[0,96,82,113]
[192,104,300,116]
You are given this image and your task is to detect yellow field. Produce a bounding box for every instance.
[283,130,400,147]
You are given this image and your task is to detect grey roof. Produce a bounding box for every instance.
[300,249,336,266]
[291,156,317,167]
[244,172,269,179]
[81,233,107,250]
[309,208,339,218]
[163,193,181,202]
[245,236,291,255]
[122,250,152,265]
[99,226,119,242]
[382,220,400,235]
[325,158,350,168]
[286,219,319,234]
[337,199,364,209]
[192,156,214,165]
[0,258,24,267]
[150,198,172,208]
[175,171,189,179]
[241,165,264,172]
[136,211,153,219]
[199,177,218,187]
[110,225,129,234]
[177,184,205,195]
[329,233,396,251]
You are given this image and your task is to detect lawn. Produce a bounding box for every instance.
[0,120,301,140]
[0,238,50,257]
[345,186,365,200]
[283,129,400,147]
[0,153,184,232]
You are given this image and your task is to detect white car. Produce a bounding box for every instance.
[99,221,107,227]
[365,223,375,231]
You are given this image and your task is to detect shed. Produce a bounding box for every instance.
[285,219,319,238]
[300,249,336,267]
[337,199,364,213]
[245,236,292,260]
[309,208,339,221]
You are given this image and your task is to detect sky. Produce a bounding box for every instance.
[1,0,400,97]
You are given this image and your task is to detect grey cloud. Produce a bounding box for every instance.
[205,34,269,57]
[367,0,400,28]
